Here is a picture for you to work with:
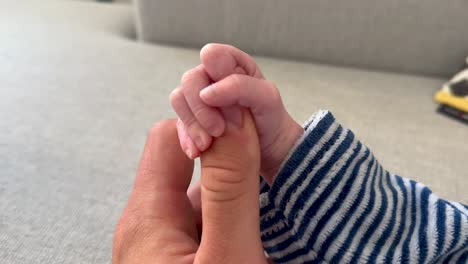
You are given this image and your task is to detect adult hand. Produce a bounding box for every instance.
[112,109,268,263]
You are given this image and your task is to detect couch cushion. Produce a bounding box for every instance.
[136,0,468,77]
[1,0,135,39]
[1,1,467,263]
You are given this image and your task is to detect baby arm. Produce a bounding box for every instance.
[259,110,468,263]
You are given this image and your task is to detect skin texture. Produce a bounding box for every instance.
[113,110,268,264]
[170,44,304,184]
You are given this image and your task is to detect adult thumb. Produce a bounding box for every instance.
[196,108,267,264]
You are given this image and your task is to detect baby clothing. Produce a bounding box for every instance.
[259,110,467,263]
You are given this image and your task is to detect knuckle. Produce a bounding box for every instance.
[226,74,244,88]
[200,43,218,56]
[183,116,198,129]
[264,80,282,104]
[203,157,245,177]
[148,119,177,138]
[200,43,227,64]
[201,149,251,194]
[180,67,202,85]
[202,164,248,202]
[169,88,183,106]
[180,69,195,84]
[191,104,210,119]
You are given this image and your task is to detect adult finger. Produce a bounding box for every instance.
[113,120,198,263]
[200,43,264,81]
[181,65,225,137]
[187,180,202,238]
[196,109,267,264]
[131,119,194,219]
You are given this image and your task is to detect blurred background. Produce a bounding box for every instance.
[1,0,467,263]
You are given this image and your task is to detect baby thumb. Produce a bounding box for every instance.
[196,108,267,264]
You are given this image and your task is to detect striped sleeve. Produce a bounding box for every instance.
[259,110,468,264]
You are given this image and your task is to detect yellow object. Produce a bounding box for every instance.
[434,90,468,112]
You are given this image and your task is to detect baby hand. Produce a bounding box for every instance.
[170,44,303,183]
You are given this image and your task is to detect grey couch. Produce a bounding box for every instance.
[1,0,466,263]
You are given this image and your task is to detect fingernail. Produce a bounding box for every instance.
[193,136,204,150]
[200,84,216,100]
[209,123,224,137]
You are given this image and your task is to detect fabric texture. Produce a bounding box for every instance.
[259,110,468,263]
[135,0,468,77]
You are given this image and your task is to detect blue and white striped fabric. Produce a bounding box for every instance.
[259,110,468,263]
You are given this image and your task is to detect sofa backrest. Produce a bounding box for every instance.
[135,0,468,77]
